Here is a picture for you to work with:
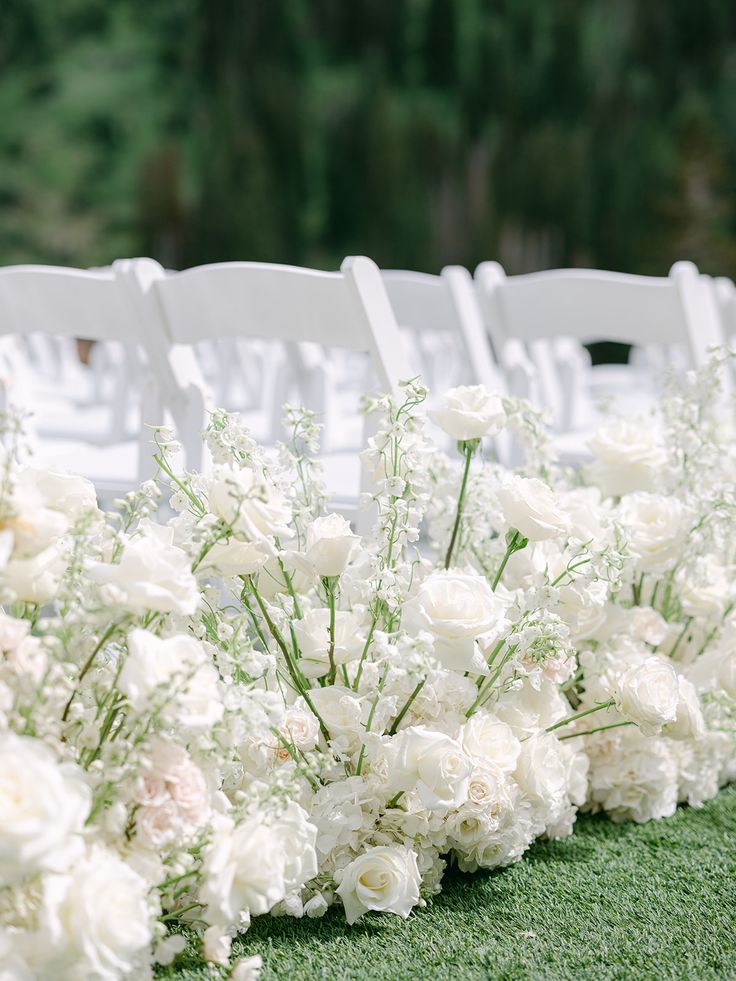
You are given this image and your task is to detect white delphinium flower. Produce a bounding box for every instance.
[335,846,421,924]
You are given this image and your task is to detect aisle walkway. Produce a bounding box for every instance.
[159,785,735,981]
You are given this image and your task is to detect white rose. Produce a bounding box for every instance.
[200,803,317,925]
[429,385,506,441]
[460,714,521,773]
[403,571,507,673]
[616,493,686,573]
[120,630,223,729]
[717,651,736,698]
[629,606,669,647]
[390,726,471,811]
[281,705,320,751]
[17,467,98,523]
[679,562,731,619]
[614,656,680,734]
[514,733,568,806]
[308,685,364,738]
[135,800,181,849]
[203,926,232,966]
[0,732,90,884]
[208,465,292,541]
[167,760,210,826]
[88,523,199,615]
[289,513,361,578]
[3,546,65,603]
[496,476,568,541]
[41,845,151,981]
[663,676,706,741]
[588,419,669,498]
[0,612,30,650]
[293,608,367,679]
[336,846,421,925]
[200,536,272,577]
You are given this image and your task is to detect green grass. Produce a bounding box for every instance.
[161,785,736,980]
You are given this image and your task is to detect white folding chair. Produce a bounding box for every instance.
[714,277,736,341]
[474,260,728,456]
[116,256,411,514]
[0,265,165,499]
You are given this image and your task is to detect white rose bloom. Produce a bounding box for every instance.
[614,656,680,734]
[308,685,364,738]
[3,545,65,604]
[629,606,669,647]
[335,846,421,925]
[200,536,272,577]
[390,726,471,811]
[293,608,367,679]
[588,418,669,498]
[496,476,568,541]
[663,676,706,741]
[0,612,30,651]
[208,465,292,541]
[281,705,320,751]
[514,733,568,807]
[41,845,151,981]
[120,630,223,729]
[290,513,361,577]
[0,732,90,884]
[403,571,507,673]
[88,523,199,615]
[461,714,521,773]
[679,561,732,619]
[430,385,506,441]
[200,803,317,925]
[616,493,686,573]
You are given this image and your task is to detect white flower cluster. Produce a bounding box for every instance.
[0,366,734,979]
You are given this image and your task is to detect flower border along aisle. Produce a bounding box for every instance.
[0,363,734,979]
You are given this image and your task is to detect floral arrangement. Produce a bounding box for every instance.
[0,360,734,980]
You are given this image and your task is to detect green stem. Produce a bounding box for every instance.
[356,668,389,775]
[444,441,475,568]
[386,791,405,809]
[492,530,526,591]
[545,699,615,733]
[559,720,634,741]
[324,578,337,684]
[352,616,378,691]
[61,623,120,723]
[388,679,426,735]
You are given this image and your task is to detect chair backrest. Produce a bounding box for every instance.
[474,260,729,430]
[115,256,411,484]
[714,276,736,339]
[381,265,505,394]
[146,255,410,394]
[0,264,156,484]
[474,260,724,366]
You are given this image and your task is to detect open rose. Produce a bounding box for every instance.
[430,385,506,441]
[336,846,421,924]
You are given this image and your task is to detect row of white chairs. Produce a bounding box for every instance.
[1,256,732,512]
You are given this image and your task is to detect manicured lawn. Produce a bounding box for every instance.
[161,784,736,980]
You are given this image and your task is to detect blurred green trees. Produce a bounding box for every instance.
[1,0,734,274]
